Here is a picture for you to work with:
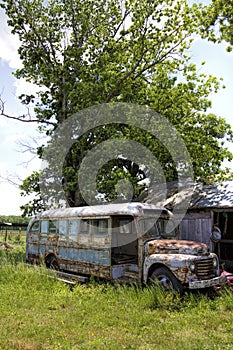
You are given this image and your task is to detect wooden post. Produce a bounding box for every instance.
[3,223,12,243]
[4,227,7,242]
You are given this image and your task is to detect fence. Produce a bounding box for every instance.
[0,224,27,244]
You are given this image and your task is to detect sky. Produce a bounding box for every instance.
[0,5,233,216]
[0,9,42,215]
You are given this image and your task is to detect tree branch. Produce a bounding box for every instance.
[0,97,56,126]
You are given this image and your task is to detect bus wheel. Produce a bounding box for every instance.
[46,256,59,270]
[150,267,183,294]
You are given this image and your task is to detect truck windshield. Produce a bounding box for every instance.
[139,217,177,239]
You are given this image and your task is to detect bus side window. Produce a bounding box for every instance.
[91,219,108,235]
[80,219,89,234]
[49,220,57,234]
[41,220,49,234]
[58,220,67,237]
[119,219,132,234]
[98,219,108,234]
[30,221,40,233]
[68,219,80,241]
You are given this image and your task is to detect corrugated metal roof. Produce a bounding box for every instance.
[190,181,233,208]
[161,180,233,210]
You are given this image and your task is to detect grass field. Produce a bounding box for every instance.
[1,244,233,350]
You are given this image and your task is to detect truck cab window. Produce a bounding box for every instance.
[139,218,160,239]
[158,219,176,238]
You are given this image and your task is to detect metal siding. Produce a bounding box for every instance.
[64,248,110,266]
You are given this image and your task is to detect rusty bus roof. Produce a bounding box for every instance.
[35,202,171,219]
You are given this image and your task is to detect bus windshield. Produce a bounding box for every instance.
[139,217,177,239]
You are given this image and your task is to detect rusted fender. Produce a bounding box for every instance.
[143,253,192,284]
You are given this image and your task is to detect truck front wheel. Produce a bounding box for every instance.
[149,267,183,294]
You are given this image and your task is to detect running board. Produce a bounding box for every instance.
[57,271,89,284]
[24,263,89,284]
[122,271,138,279]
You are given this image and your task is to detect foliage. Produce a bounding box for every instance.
[196,0,233,50]
[0,215,29,225]
[1,0,233,214]
[19,171,45,217]
[0,243,25,264]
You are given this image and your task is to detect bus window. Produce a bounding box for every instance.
[98,219,108,234]
[119,219,133,234]
[41,220,49,234]
[58,220,67,237]
[30,221,40,233]
[80,219,89,234]
[91,219,108,235]
[48,220,57,234]
[78,219,90,245]
[68,219,80,241]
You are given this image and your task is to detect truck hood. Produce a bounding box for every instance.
[146,239,210,256]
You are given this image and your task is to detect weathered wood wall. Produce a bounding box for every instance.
[179,211,212,246]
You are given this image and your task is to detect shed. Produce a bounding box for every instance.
[161,180,233,271]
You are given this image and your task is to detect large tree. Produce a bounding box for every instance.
[1,0,233,215]
[196,0,233,49]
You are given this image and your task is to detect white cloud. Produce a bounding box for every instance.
[0,117,9,127]
[5,132,22,143]
[0,10,43,101]
[13,79,42,99]
[0,161,8,169]
[0,10,22,69]
[0,182,26,215]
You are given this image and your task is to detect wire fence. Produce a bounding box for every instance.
[0,228,27,245]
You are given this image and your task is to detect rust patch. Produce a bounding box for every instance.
[147,239,209,256]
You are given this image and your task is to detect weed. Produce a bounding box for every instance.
[1,247,233,349]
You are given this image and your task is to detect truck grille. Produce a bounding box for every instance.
[195,258,215,280]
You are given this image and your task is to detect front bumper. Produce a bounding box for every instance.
[188,275,227,289]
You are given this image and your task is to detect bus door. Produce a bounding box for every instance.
[111,216,138,264]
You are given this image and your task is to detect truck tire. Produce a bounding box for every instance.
[46,256,59,270]
[150,266,183,294]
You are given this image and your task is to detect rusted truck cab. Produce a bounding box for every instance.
[143,239,224,292]
[26,202,225,292]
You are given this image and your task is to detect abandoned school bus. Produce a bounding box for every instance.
[26,202,226,292]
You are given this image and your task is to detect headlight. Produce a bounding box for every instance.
[213,257,218,268]
[190,262,196,272]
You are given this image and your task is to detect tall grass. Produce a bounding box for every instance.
[1,246,233,349]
